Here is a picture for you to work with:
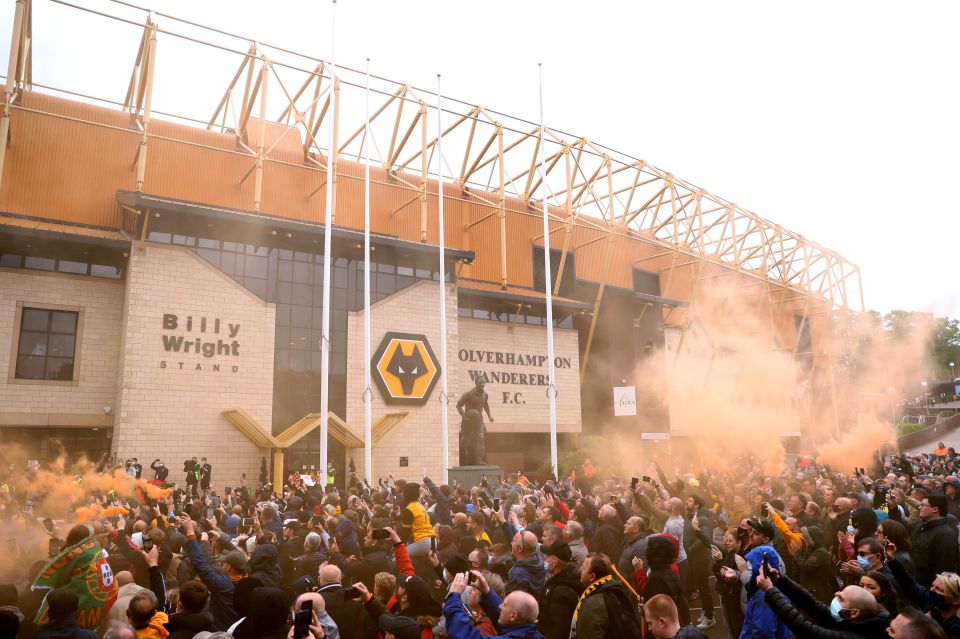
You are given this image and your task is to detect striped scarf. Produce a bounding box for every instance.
[572,575,612,621]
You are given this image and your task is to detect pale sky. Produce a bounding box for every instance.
[4,1,958,318]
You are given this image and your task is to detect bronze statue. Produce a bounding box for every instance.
[456,378,494,465]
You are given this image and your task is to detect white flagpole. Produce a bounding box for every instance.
[436,74,450,484]
[363,57,373,484]
[319,0,337,487]
[538,63,559,480]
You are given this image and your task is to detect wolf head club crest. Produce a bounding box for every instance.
[372,332,440,405]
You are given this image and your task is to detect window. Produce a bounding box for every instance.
[15,307,79,381]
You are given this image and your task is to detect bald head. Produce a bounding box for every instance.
[498,591,539,626]
[841,585,879,615]
[667,497,683,515]
[835,497,853,513]
[295,592,326,614]
[115,571,134,587]
[512,531,537,559]
[318,564,342,586]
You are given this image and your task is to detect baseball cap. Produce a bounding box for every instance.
[397,574,430,604]
[748,518,776,540]
[540,540,573,562]
[223,551,249,572]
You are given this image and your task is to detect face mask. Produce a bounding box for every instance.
[856,555,873,570]
[847,525,856,535]
[928,591,949,609]
[829,597,844,621]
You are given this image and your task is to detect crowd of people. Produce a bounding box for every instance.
[0,448,959,639]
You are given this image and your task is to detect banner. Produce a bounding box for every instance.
[613,386,638,416]
[32,537,117,629]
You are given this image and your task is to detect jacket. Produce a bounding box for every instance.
[617,534,648,580]
[590,519,623,563]
[249,543,282,587]
[330,546,393,591]
[568,538,588,570]
[107,582,146,624]
[794,526,836,604]
[318,583,363,639]
[739,546,790,639]
[573,576,642,639]
[888,552,960,639]
[764,576,891,639]
[36,616,98,639]
[537,563,583,639]
[364,590,440,639]
[424,476,453,527]
[133,610,169,639]
[163,611,214,639]
[910,517,960,586]
[184,537,237,631]
[506,555,547,596]
[443,590,544,639]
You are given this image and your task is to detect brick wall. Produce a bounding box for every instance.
[113,243,276,488]
[346,280,459,480]
[0,269,123,424]
[457,318,582,433]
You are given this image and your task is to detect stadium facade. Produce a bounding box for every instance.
[0,1,862,485]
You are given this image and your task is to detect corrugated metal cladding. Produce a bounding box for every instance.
[0,90,785,295]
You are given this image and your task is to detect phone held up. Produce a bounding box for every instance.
[293,599,312,639]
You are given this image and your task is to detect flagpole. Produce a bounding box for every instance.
[538,63,559,480]
[436,73,450,484]
[319,0,337,487]
[362,57,373,484]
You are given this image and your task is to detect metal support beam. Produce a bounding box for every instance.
[0,0,27,189]
[134,17,157,193]
[419,102,427,242]
[579,226,616,381]
[253,56,268,211]
[497,125,507,289]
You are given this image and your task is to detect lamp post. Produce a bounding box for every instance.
[950,362,955,381]
[921,380,928,417]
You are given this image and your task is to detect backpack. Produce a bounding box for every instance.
[601,586,644,639]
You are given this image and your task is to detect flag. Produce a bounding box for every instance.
[32,536,117,630]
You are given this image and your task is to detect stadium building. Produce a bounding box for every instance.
[0,1,863,485]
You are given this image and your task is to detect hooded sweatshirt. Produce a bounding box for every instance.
[232,587,293,639]
[507,555,548,596]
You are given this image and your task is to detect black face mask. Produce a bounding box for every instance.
[928,591,950,610]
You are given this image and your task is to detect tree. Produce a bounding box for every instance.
[930,317,960,380]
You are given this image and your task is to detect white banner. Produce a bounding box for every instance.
[613,386,638,416]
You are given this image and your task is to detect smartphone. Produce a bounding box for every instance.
[42,518,54,533]
[467,572,478,584]
[642,475,652,484]
[343,586,362,600]
[48,538,60,556]
[493,498,500,512]
[761,503,769,517]
[371,529,390,540]
[142,538,154,553]
[430,536,437,552]
[211,496,221,508]
[293,603,312,639]
[630,477,639,490]
[242,517,254,527]
[205,508,214,520]
[762,551,771,575]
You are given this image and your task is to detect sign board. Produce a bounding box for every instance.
[641,432,671,440]
[457,318,582,432]
[613,386,638,416]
